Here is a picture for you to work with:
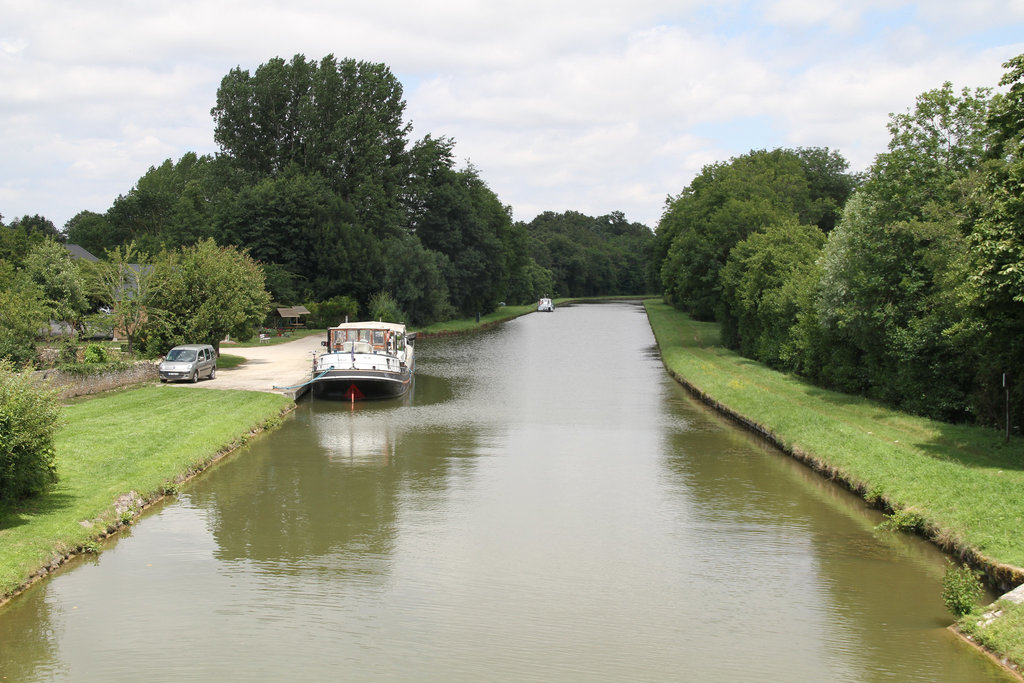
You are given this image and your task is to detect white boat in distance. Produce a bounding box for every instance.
[311,321,415,400]
[537,297,554,312]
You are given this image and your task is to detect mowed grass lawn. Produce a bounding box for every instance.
[644,300,1024,572]
[0,385,292,599]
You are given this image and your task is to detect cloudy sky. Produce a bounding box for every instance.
[2,1,1023,231]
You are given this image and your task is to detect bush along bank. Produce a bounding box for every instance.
[643,301,1024,669]
[0,385,293,604]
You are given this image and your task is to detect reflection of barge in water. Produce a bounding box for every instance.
[310,321,415,400]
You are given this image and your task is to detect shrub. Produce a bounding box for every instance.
[304,295,359,328]
[0,360,62,501]
[876,508,926,534]
[368,291,405,323]
[83,343,109,364]
[942,560,984,617]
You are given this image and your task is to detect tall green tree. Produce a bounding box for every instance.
[22,238,89,335]
[104,153,226,254]
[807,192,971,417]
[378,234,452,325]
[867,82,991,225]
[962,54,1024,427]
[211,54,411,235]
[217,166,334,293]
[0,215,57,268]
[7,215,60,241]
[797,82,993,420]
[655,148,855,320]
[153,239,271,354]
[413,164,515,316]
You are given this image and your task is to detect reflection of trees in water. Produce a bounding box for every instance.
[658,393,973,681]
[0,580,63,680]
[186,402,482,574]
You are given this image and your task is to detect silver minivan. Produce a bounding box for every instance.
[159,344,217,383]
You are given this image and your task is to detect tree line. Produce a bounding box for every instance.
[8,49,1023,437]
[651,54,1024,431]
[46,54,651,331]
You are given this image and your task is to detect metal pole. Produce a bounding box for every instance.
[1005,372,1010,443]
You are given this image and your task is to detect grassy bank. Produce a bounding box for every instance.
[413,303,542,336]
[0,386,292,601]
[644,300,1024,671]
[644,301,1024,577]
[413,296,656,336]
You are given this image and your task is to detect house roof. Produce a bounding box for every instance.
[276,306,309,318]
[64,243,99,261]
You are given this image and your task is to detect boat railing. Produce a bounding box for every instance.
[316,351,403,373]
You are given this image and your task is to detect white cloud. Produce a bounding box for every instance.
[0,1,1022,229]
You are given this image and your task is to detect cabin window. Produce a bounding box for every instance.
[373,330,385,345]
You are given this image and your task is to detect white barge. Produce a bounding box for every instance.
[310,321,415,400]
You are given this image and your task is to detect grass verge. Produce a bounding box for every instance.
[216,353,247,370]
[645,300,1024,672]
[644,301,1024,574]
[225,327,325,348]
[958,600,1024,676]
[413,303,541,336]
[0,385,292,602]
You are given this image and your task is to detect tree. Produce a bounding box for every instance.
[378,234,452,325]
[217,167,331,288]
[104,153,224,254]
[22,238,89,335]
[153,239,271,354]
[795,80,993,421]
[414,164,516,316]
[505,257,555,305]
[519,210,652,299]
[86,243,162,355]
[655,148,855,320]
[0,360,61,502]
[211,54,411,234]
[807,192,972,418]
[64,211,117,256]
[0,216,56,268]
[794,147,860,233]
[719,219,825,368]
[367,291,405,323]
[0,265,48,366]
[866,82,991,225]
[962,53,1024,427]
[7,215,60,241]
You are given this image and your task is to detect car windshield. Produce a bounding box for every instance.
[166,349,197,362]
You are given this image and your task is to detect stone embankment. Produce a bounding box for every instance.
[32,361,157,400]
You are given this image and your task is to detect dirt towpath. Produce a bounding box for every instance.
[170,334,324,398]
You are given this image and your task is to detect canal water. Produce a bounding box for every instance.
[0,303,1012,681]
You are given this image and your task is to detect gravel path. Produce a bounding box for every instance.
[172,334,324,398]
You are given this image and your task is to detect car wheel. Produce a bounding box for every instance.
[191,371,199,383]
[209,366,216,380]
[160,378,167,383]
